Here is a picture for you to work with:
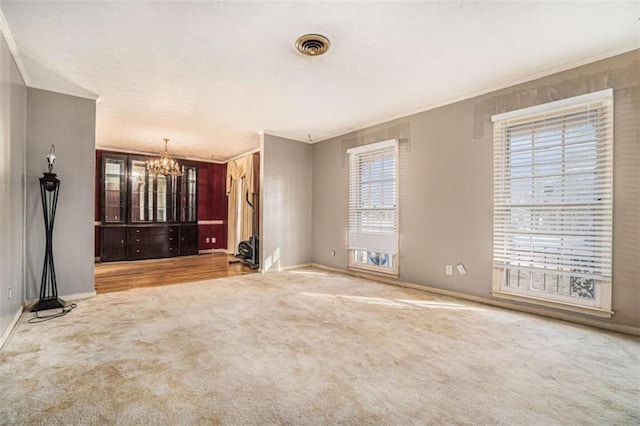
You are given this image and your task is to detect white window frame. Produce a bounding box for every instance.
[491,89,614,318]
[347,139,399,277]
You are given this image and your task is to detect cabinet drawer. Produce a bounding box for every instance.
[129,234,177,246]
[128,226,176,237]
[168,241,180,257]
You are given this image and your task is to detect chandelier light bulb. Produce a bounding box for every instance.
[146,138,183,176]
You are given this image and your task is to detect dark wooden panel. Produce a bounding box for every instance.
[101,227,127,262]
[211,163,227,220]
[197,163,212,220]
[95,225,101,258]
[213,224,227,250]
[198,224,210,251]
[180,224,199,256]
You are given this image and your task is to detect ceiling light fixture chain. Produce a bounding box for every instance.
[146,138,183,176]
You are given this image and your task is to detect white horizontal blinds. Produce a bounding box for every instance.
[348,140,398,254]
[493,90,613,280]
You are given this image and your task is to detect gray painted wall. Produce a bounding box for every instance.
[26,88,96,300]
[312,50,639,328]
[0,31,26,340]
[260,133,312,271]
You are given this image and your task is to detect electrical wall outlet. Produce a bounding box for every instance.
[8,287,11,300]
[212,237,216,243]
[331,250,335,256]
[205,237,210,243]
[445,265,453,276]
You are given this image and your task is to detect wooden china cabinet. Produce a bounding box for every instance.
[100,153,198,262]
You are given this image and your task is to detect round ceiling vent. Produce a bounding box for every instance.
[295,34,330,56]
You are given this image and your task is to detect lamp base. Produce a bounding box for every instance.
[30,297,66,312]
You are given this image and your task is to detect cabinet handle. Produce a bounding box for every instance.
[136,229,140,233]
[136,238,140,242]
[136,249,140,253]
[169,237,173,241]
[169,247,173,251]
[120,240,124,244]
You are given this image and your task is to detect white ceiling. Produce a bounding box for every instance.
[0,1,637,162]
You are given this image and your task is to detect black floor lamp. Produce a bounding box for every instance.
[31,145,65,312]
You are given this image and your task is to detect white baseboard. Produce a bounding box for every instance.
[199,249,230,254]
[262,263,312,273]
[0,307,23,350]
[310,263,640,336]
[281,263,312,272]
[310,263,348,274]
[24,291,97,310]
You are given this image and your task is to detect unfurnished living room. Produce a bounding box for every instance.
[0,1,638,424]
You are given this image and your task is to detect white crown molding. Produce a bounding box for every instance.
[183,155,226,165]
[310,43,640,144]
[0,5,29,86]
[261,131,313,144]
[226,147,260,163]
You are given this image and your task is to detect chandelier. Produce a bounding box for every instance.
[147,138,183,176]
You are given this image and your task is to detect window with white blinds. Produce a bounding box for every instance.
[347,139,398,275]
[492,89,613,315]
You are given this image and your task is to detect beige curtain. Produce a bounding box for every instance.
[226,154,255,253]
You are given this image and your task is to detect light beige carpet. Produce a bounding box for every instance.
[0,269,638,425]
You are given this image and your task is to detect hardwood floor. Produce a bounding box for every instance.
[94,253,256,294]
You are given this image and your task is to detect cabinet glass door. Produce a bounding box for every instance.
[168,175,178,222]
[103,155,126,223]
[181,165,197,222]
[155,175,178,222]
[157,174,167,222]
[130,159,153,222]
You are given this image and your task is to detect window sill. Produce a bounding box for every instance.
[491,290,614,319]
